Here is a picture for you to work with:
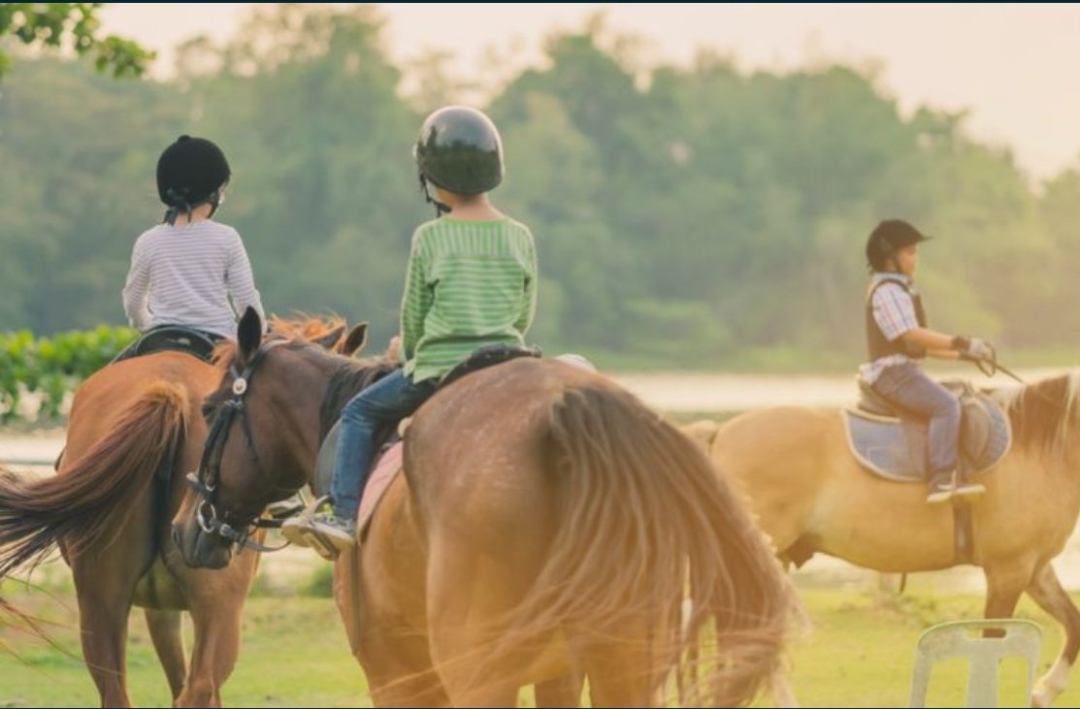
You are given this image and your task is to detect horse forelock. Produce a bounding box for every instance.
[998,370,1080,458]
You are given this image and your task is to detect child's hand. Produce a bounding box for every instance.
[386,335,402,363]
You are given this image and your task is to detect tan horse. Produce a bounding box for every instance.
[173,309,799,708]
[684,371,1080,708]
[0,322,349,707]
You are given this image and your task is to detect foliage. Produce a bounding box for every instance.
[0,3,154,78]
[0,326,136,422]
[0,5,1078,373]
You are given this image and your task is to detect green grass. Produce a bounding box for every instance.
[3,575,1080,707]
[0,588,369,708]
[779,586,1065,707]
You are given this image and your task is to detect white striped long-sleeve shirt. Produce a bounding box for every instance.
[122,220,265,338]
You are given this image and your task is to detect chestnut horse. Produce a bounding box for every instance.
[173,309,799,707]
[684,371,1080,708]
[0,322,350,707]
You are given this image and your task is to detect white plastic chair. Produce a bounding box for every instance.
[909,618,1042,708]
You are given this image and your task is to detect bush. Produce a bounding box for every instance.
[0,326,138,423]
[301,564,335,598]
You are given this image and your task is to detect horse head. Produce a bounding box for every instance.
[171,307,377,568]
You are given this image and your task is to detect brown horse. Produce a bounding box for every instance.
[172,309,799,707]
[684,371,1080,708]
[0,321,351,707]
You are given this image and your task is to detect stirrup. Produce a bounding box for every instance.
[952,480,986,500]
[926,476,955,505]
[266,492,307,520]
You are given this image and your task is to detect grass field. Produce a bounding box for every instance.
[3,564,1079,708]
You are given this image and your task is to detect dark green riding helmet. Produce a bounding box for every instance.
[413,106,504,196]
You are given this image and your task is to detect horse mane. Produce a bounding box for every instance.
[319,361,398,440]
[990,370,1080,458]
[207,314,398,439]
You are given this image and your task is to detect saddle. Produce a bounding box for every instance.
[112,325,222,364]
[844,377,1012,482]
[439,343,542,389]
[310,343,544,537]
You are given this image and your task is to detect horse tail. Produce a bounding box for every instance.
[527,384,798,707]
[0,381,189,579]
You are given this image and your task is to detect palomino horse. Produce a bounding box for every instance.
[0,321,353,707]
[683,371,1080,708]
[173,309,799,707]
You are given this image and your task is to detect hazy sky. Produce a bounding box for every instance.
[98,3,1080,181]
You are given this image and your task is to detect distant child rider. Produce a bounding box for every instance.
[860,219,994,504]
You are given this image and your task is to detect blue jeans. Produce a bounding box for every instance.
[331,369,437,520]
[871,362,962,482]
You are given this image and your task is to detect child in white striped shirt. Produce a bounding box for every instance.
[121,135,265,343]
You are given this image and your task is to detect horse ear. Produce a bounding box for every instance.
[237,307,263,365]
[312,324,346,351]
[340,323,368,357]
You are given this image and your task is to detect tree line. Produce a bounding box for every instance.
[1,4,1077,370]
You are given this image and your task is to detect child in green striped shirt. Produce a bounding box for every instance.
[292,106,537,553]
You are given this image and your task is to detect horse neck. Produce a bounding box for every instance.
[316,356,397,443]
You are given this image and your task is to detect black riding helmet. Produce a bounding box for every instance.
[865,219,932,272]
[413,106,503,212]
[157,135,231,224]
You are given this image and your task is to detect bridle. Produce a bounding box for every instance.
[186,339,290,553]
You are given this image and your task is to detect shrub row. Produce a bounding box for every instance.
[0,326,137,422]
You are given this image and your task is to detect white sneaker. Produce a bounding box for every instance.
[306,512,358,553]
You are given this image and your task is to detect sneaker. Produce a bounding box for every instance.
[281,515,315,548]
[952,479,987,500]
[306,512,358,554]
[926,477,955,505]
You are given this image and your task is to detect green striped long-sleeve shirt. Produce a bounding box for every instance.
[400,216,538,382]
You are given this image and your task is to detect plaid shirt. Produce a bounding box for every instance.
[859,273,920,384]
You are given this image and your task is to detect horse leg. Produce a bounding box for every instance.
[581,633,660,708]
[425,545,526,707]
[534,672,584,708]
[71,554,145,708]
[426,619,522,707]
[144,609,186,701]
[361,641,451,708]
[175,561,256,708]
[1026,564,1080,707]
[175,604,237,707]
[984,561,1034,621]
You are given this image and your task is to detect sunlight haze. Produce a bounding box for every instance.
[97,3,1080,183]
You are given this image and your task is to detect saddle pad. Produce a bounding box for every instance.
[843,411,925,481]
[843,399,1011,482]
[313,422,402,538]
[356,442,403,538]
